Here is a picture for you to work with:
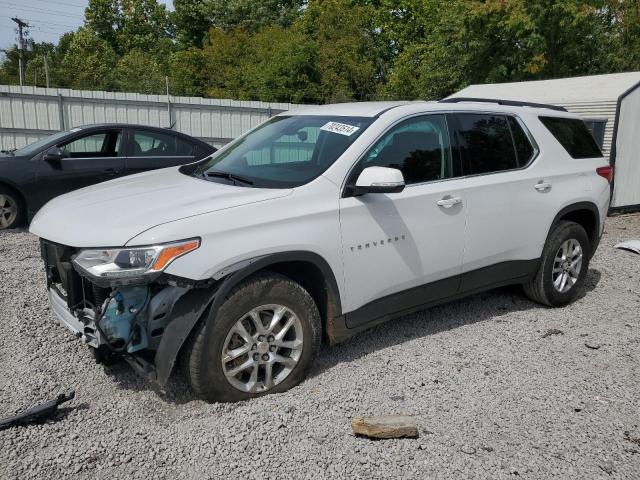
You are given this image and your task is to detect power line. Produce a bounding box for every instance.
[31,0,87,8]
[0,2,85,20]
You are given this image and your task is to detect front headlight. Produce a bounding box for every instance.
[72,239,200,282]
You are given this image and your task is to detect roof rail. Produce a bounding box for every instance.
[439,97,568,112]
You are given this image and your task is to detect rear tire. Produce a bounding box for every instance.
[0,187,24,230]
[524,221,591,307]
[182,272,321,402]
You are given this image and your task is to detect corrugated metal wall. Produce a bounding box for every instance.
[557,100,617,158]
[0,85,306,151]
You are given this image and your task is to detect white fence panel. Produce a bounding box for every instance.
[0,85,306,151]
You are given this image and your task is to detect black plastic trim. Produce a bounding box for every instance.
[547,202,601,258]
[609,203,640,214]
[153,283,220,386]
[332,258,540,341]
[209,251,342,317]
[440,97,568,112]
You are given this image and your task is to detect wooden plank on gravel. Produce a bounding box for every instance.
[351,415,419,439]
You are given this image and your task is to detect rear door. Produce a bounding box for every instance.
[125,128,198,174]
[448,112,556,290]
[34,128,125,208]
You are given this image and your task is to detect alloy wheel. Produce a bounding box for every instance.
[552,239,583,293]
[0,194,18,229]
[221,304,304,393]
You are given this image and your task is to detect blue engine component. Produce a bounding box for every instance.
[99,286,150,353]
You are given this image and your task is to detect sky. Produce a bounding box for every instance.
[0,0,173,50]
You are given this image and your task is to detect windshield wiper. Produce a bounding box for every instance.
[1,149,16,155]
[205,171,254,186]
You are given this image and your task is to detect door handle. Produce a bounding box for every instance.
[437,196,462,208]
[534,181,552,192]
[103,168,119,176]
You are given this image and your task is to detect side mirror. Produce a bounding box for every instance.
[353,166,405,196]
[43,146,65,163]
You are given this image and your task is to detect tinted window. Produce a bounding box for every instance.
[190,115,373,188]
[584,119,607,150]
[508,116,535,166]
[132,130,194,156]
[453,114,517,175]
[539,116,603,158]
[361,114,453,184]
[59,130,121,158]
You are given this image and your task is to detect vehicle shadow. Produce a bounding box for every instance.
[104,268,602,404]
[311,268,602,378]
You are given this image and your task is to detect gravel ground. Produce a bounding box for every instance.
[1,214,640,479]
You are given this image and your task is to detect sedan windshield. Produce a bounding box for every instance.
[13,129,76,157]
[187,115,374,188]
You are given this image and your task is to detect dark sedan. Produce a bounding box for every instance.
[0,124,217,229]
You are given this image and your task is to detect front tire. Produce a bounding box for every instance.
[183,272,321,402]
[524,220,591,307]
[0,187,24,230]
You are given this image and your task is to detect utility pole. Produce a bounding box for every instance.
[11,17,29,87]
[43,55,50,88]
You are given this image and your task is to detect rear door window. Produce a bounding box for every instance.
[539,116,603,158]
[132,130,195,156]
[451,114,518,175]
[508,116,536,166]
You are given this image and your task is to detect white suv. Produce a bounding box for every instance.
[30,99,612,402]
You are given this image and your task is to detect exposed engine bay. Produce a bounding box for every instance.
[40,239,215,384]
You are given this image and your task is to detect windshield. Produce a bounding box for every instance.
[187,115,374,188]
[13,129,76,157]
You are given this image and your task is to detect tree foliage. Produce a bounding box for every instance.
[1,0,639,101]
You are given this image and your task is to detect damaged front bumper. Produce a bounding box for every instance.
[41,239,218,387]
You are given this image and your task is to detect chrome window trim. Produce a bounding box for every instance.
[126,155,196,159]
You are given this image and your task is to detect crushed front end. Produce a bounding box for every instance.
[40,239,217,385]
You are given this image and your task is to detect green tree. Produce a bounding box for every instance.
[202,28,252,98]
[384,0,624,100]
[113,49,165,93]
[60,28,117,90]
[85,0,173,57]
[203,0,305,32]
[169,48,209,96]
[608,0,640,70]
[172,0,211,48]
[299,0,390,102]
[243,26,321,103]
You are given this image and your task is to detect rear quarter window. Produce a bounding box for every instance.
[539,116,603,159]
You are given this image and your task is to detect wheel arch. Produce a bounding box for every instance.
[548,202,600,257]
[0,180,28,225]
[213,251,343,337]
[154,251,343,386]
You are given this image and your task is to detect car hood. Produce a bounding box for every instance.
[29,167,293,247]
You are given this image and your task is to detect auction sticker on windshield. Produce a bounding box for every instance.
[320,122,360,136]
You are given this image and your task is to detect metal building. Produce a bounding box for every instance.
[451,72,640,210]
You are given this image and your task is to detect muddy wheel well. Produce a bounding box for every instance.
[260,261,338,342]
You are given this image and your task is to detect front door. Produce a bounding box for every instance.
[339,114,467,328]
[34,129,125,210]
